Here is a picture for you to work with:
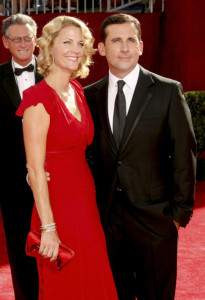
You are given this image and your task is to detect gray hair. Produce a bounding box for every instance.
[2,13,37,37]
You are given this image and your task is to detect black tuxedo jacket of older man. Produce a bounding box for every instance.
[0,59,42,300]
[84,66,196,299]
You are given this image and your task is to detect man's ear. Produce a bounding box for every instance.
[98,42,106,57]
[2,36,9,49]
[139,41,143,56]
[33,36,37,46]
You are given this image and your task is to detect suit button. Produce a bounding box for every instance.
[116,187,122,192]
[117,161,122,166]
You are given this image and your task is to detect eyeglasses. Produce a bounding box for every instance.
[5,35,34,43]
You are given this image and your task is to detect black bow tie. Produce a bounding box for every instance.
[15,64,34,76]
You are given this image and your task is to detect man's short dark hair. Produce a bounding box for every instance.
[100,13,141,43]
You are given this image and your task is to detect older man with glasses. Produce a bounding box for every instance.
[0,14,42,300]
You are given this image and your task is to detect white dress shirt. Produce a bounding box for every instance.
[108,64,140,132]
[12,56,35,99]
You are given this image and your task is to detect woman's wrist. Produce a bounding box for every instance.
[41,222,56,232]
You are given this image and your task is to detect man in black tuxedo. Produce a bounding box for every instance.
[0,14,42,300]
[84,13,196,300]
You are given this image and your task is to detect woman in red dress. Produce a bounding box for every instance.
[16,16,118,300]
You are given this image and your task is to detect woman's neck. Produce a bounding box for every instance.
[46,68,72,91]
[45,73,70,94]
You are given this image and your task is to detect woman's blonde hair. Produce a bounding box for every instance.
[37,15,96,78]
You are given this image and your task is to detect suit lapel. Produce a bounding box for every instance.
[1,61,21,109]
[95,76,118,156]
[95,67,154,155]
[2,59,43,110]
[120,67,154,153]
[35,71,43,84]
[34,57,43,84]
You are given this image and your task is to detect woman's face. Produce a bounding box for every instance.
[51,25,84,74]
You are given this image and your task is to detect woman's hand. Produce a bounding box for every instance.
[173,220,180,230]
[39,230,60,262]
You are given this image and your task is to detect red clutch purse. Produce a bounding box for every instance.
[26,231,74,271]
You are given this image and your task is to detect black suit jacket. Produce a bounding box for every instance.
[84,66,196,235]
[0,59,42,300]
[0,59,43,190]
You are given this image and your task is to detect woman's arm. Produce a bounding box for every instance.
[23,103,59,261]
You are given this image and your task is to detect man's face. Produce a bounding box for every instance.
[2,24,36,66]
[98,22,143,78]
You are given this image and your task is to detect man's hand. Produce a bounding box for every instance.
[45,172,50,182]
[26,172,50,186]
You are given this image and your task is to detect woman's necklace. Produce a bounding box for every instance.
[57,87,72,100]
[47,80,80,120]
[60,87,77,116]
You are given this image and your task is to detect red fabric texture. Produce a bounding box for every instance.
[159,0,205,91]
[1,5,205,91]
[175,181,205,299]
[16,79,118,300]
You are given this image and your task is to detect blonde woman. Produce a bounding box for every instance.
[17,16,118,300]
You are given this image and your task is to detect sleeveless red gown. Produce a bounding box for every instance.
[16,79,118,300]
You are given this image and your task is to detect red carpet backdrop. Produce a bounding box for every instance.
[175,181,205,299]
[0,181,205,299]
[0,0,205,298]
[0,210,15,300]
[0,0,205,91]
